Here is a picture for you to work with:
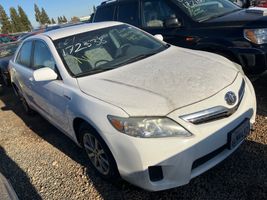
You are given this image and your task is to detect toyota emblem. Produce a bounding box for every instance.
[225,92,237,105]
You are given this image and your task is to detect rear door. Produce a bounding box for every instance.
[94,4,116,22]
[117,1,140,27]
[12,41,35,105]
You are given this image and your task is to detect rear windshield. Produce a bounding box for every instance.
[54,24,168,77]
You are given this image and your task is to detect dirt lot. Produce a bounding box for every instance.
[0,75,266,200]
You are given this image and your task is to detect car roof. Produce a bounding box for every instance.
[42,21,123,40]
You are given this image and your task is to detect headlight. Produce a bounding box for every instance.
[108,116,192,138]
[244,28,267,44]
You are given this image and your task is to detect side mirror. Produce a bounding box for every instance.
[154,34,164,41]
[33,67,58,82]
[165,17,181,28]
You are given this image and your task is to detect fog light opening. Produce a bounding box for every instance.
[148,166,163,182]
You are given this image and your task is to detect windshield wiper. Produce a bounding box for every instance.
[75,47,167,77]
[200,9,241,22]
[76,67,116,77]
[115,51,161,68]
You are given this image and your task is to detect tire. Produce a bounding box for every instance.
[0,84,3,95]
[79,123,120,180]
[1,72,9,87]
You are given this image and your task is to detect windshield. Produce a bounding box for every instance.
[174,0,240,22]
[0,42,19,58]
[54,24,167,77]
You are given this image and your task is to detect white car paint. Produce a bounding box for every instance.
[9,22,256,191]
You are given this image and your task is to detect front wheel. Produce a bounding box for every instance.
[79,123,119,180]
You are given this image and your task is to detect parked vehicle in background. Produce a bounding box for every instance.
[256,0,267,7]
[93,0,267,75]
[0,42,20,86]
[230,0,250,8]
[0,34,16,45]
[9,22,256,191]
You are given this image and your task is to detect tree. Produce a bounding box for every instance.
[51,18,56,24]
[0,5,12,33]
[18,6,32,31]
[57,16,61,24]
[40,8,51,24]
[34,4,41,24]
[62,16,67,23]
[10,7,23,32]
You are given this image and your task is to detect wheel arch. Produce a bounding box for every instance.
[73,117,101,146]
[72,116,120,178]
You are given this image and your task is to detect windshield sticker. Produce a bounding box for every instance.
[177,0,204,7]
[57,34,108,56]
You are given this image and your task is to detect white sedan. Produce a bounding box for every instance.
[9,22,256,191]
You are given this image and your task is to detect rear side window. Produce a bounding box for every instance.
[16,41,32,67]
[118,2,139,26]
[94,5,116,22]
[142,0,176,27]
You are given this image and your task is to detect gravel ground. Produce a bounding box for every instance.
[0,75,266,200]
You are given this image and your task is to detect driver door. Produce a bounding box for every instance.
[30,40,69,132]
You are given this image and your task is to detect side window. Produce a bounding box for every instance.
[142,0,176,27]
[33,41,56,70]
[94,5,116,22]
[16,41,33,67]
[118,2,139,26]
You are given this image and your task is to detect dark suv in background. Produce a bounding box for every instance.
[93,0,267,75]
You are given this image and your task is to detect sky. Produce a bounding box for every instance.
[1,0,103,28]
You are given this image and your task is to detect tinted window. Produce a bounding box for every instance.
[142,0,176,27]
[94,5,116,22]
[33,41,55,70]
[118,2,139,26]
[16,41,32,67]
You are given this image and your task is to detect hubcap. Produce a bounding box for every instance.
[83,133,110,175]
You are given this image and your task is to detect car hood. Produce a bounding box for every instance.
[204,8,267,27]
[77,46,238,116]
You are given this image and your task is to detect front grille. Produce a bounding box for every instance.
[192,144,227,169]
[180,79,245,125]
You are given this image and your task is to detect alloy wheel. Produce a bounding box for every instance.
[83,133,110,175]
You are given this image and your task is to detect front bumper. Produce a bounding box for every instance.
[230,46,267,75]
[104,74,256,191]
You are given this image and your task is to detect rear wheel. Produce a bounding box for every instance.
[79,123,119,180]
[0,84,3,95]
[18,92,34,115]
[0,71,10,86]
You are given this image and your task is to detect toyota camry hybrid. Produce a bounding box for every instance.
[9,22,256,191]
